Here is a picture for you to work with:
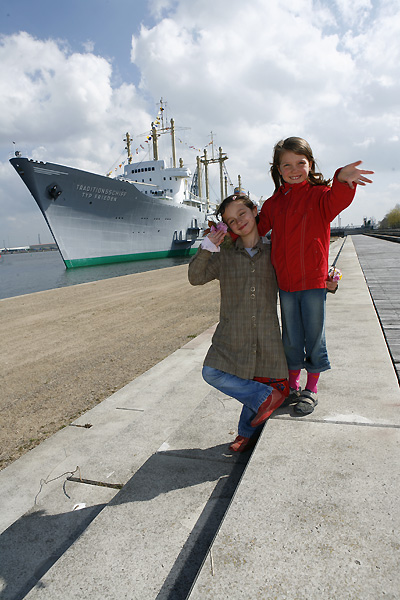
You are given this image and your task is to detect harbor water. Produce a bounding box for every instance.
[0,250,193,300]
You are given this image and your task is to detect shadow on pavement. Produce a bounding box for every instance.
[0,444,249,600]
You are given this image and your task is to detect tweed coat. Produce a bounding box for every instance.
[188,236,288,380]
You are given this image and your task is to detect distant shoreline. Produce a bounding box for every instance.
[0,247,58,254]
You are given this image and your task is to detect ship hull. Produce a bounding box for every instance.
[10,158,206,268]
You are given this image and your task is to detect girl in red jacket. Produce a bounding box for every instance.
[258,137,373,415]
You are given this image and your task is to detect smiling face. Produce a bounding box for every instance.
[222,200,258,238]
[278,150,311,185]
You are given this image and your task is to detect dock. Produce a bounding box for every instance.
[353,234,400,383]
[0,235,399,600]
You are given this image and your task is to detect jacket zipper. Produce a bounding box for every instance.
[283,187,291,290]
[300,213,307,289]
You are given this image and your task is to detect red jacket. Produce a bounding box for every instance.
[258,172,356,292]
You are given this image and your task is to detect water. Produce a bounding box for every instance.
[0,251,193,300]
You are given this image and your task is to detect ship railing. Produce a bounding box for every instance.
[116,177,159,188]
[115,176,177,200]
[183,192,210,212]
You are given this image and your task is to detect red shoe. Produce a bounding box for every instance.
[229,435,257,453]
[250,389,285,428]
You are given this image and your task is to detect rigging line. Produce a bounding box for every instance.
[223,163,233,187]
[105,151,127,175]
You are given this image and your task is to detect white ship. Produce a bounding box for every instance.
[10,108,227,268]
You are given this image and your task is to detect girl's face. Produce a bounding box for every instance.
[278,150,311,185]
[223,200,258,237]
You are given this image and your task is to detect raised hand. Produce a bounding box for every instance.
[207,228,227,247]
[337,161,374,189]
[205,221,228,247]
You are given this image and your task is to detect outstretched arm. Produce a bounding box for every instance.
[337,161,374,190]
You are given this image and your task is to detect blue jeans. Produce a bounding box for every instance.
[202,366,273,438]
[279,288,330,373]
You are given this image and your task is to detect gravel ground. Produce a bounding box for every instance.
[0,264,220,470]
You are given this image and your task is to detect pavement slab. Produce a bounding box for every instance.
[188,420,400,600]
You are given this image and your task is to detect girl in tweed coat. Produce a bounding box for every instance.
[189,194,288,453]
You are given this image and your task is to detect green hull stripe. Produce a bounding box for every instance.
[64,247,198,268]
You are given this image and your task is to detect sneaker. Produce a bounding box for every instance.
[250,389,285,428]
[293,389,318,415]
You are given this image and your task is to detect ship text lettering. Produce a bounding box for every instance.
[76,184,127,202]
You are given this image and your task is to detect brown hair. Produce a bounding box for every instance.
[216,194,259,225]
[270,137,331,191]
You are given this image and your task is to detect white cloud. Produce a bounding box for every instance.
[130,0,398,204]
[0,32,151,167]
[82,40,95,53]
[333,0,373,26]
[1,0,400,245]
[0,31,153,244]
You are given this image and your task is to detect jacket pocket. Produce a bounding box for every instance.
[311,238,326,272]
[212,317,232,348]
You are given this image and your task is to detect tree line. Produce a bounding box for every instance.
[379,204,400,229]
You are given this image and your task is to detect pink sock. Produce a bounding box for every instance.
[288,369,301,390]
[306,372,320,394]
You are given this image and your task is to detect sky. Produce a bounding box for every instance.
[0,0,399,246]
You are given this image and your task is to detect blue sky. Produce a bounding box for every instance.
[1,0,399,245]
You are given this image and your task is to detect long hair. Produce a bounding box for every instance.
[216,194,259,226]
[270,137,331,191]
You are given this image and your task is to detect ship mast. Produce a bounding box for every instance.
[203,149,210,211]
[219,147,225,205]
[200,144,228,211]
[124,132,133,164]
[196,155,203,200]
[151,97,167,162]
[170,118,177,168]
[151,123,159,161]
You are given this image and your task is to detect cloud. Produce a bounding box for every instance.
[1,0,400,246]
[82,40,95,53]
[333,0,373,27]
[0,32,151,169]
[0,31,152,244]
[130,0,399,208]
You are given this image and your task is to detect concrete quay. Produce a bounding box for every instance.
[0,236,399,599]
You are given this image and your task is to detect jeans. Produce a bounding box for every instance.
[279,288,331,373]
[202,366,273,438]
